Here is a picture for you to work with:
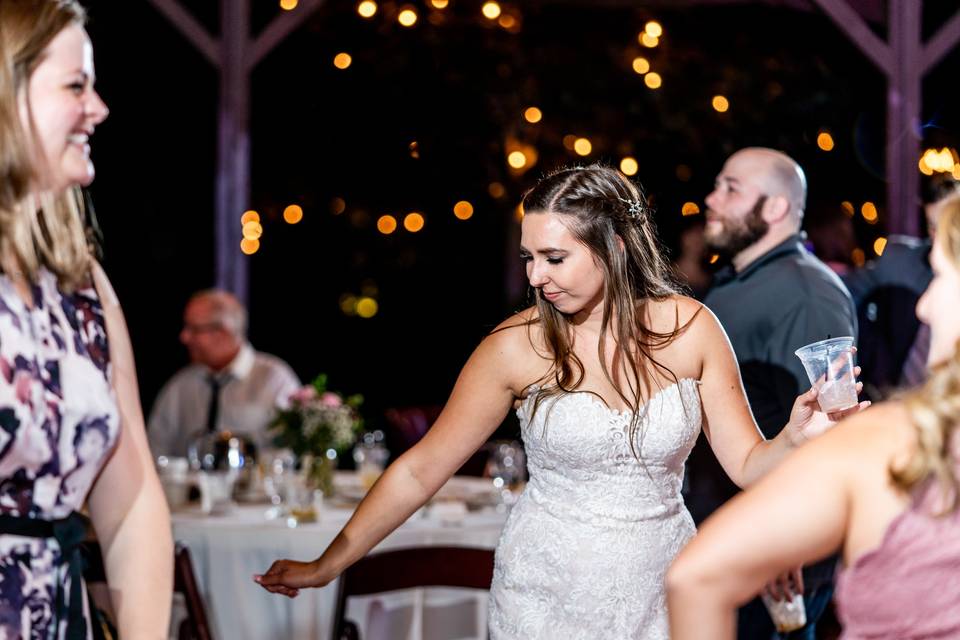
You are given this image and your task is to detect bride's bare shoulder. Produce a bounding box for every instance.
[477,307,551,388]
[486,307,545,353]
[641,294,707,336]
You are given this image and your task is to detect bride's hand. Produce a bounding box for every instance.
[254,558,331,598]
[786,365,870,445]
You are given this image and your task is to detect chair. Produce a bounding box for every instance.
[332,546,495,640]
[173,543,214,640]
[82,541,213,640]
[383,405,443,451]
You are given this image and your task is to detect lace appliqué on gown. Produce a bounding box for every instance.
[489,378,702,640]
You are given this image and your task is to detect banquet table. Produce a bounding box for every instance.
[171,473,509,640]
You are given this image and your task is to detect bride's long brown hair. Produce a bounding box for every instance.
[514,165,697,457]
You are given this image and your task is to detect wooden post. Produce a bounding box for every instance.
[145,0,324,304]
[885,0,922,237]
[811,0,960,236]
[215,0,250,301]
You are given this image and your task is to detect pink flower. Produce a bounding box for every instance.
[14,371,32,405]
[289,385,318,404]
[320,392,343,407]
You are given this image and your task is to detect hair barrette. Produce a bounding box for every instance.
[617,197,647,221]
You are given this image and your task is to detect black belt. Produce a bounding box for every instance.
[0,511,89,640]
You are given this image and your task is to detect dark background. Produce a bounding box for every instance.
[80,0,960,431]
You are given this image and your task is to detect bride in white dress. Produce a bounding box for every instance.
[255,165,864,639]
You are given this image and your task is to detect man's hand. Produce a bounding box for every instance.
[763,566,804,602]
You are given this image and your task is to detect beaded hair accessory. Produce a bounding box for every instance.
[617,196,648,222]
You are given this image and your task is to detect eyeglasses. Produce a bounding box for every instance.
[182,322,224,335]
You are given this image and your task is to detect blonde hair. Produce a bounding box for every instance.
[894,194,960,510]
[0,0,92,289]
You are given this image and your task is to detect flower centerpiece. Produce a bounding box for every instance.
[269,374,363,498]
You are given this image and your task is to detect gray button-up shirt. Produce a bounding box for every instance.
[704,234,857,439]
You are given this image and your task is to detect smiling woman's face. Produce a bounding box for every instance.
[20,23,108,193]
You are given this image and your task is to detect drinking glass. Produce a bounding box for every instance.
[485,440,527,507]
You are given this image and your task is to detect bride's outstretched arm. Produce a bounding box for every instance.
[689,303,866,489]
[254,324,530,597]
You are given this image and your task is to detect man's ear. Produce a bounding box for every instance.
[762,195,791,223]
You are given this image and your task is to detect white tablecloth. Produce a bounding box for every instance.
[171,474,508,640]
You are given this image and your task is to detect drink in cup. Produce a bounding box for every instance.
[761,591,807,633]
[794,336,857,413]
[353,431,389,491]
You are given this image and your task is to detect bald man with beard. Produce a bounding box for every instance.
[684,148,857,639]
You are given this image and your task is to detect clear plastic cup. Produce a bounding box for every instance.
[794,336,857,413]
[761,592,807,633]
[198,470,236,515]
[156,456,190,510]
[353,432,389,491]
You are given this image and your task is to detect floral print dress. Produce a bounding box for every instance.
[0,269,119,639]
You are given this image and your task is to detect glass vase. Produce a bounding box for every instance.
[307,450,338,499]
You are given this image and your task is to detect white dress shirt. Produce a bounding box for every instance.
[147,344,300,457]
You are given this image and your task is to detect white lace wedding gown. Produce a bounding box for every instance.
[488,378,702,639]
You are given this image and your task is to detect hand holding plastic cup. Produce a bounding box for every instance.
[795,336,857,413]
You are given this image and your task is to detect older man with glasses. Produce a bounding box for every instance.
[147,289,301,458]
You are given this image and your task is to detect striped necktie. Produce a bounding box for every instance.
[206,375,223,433]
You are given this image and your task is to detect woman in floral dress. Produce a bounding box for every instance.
[0,1,172,637]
